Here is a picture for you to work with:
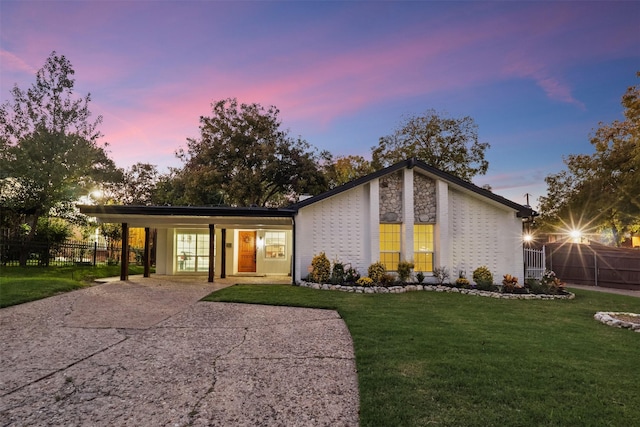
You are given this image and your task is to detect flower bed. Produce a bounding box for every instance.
[594,312,640,332]
[297,281,575,300]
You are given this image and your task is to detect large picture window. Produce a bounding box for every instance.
[379,223,401,271]
[264,231,286,259]
[176,232,211,272]
[414,224,434,272]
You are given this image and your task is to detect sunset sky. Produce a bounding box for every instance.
[1,1,638,208]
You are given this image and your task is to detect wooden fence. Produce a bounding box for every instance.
[546,242,640,290]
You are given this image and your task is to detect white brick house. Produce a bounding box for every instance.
[81,159,536,284]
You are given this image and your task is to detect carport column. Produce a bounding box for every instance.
[120,223,129,281]
[208,224,215,283]
[220,228,227,279]
[144,227,151,278]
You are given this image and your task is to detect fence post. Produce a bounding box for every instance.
[594,251,598,287]
[93,241,97,266]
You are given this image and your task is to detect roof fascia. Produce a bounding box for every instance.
[291,158,536,218]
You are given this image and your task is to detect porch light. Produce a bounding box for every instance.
[569,229,582,243]
[523,234,533,243]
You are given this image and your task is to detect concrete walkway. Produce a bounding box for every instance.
[0,277,359,426]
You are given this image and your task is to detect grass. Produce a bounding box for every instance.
[204,285,640,427]
[0,265,148,308]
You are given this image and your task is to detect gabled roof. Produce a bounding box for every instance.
[291,158,537,218]
[80,158,537,223]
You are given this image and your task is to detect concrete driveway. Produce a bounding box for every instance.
[0,277,359,426]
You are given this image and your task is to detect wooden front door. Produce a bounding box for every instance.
[238,231,257,273]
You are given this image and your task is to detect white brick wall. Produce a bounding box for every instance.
[448,189,523,282]
[295,185,369,280]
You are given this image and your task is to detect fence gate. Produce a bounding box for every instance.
[524,246,545,280]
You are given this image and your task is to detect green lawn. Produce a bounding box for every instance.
[0,265,148,308]
[204,285,640,427]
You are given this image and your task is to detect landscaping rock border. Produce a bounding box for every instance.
[297,281,575,300]
[594,312,640,332]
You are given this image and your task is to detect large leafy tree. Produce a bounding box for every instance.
[538,73,640,246]
[0,51,121,263]
[103,162,160,205]
[321,153,374,189]
[174,98,327,207]
[372,109,490,181]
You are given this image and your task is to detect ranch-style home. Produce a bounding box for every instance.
[80,158,536,284]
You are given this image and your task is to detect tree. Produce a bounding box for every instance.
[538,73,640,246]
[372,109,490,181]
[103,162,159,205]
[0,51,121,264]
[321,153,374,189]
[175,98,327,207]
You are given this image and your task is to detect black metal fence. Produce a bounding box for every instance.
[0,238,144,267]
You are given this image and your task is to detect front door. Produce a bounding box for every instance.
[238,231,257,273]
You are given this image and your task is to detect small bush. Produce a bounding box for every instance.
[345,266,361,283]
[416,272,425,284]
[380,273,397,287]
[502,274,521,293]
[397,261,414,282]
[455,277,470,288]
[455,270,469,288]
[433,266,450,285]
[310,252,331,283]
[472,266,493,287]
[368,262,386,283]
[331,262,345,285]
[356,277,374,286]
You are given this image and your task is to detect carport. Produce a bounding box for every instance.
[79,205,296,283]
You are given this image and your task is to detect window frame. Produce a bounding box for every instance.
[379,223,401,271]
[413,223,434,273]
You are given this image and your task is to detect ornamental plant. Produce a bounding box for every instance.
[472,266,494,290]
[345,266,361,283]
[540,269,565,294]
[368,262,386,283]
[455,270,470,288]
[433,266,450,285]
[331,261,345,285]
[356,277,374,286]
[396,260,414,282]
[502,274,520,293]
[310,252,330,283]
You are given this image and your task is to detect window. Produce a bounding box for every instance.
[379,223,401,271]
[176,232,211,272]
[414,224,434,272]
[265,231,286,259]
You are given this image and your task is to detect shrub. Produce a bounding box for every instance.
[331,262,345,285]
[455,270,469,288]
[368,262,386,283]
[502,274,520,293]
[356,277,374,286]
[397,261,414,282]
[345,266,361,283]
[416,272,425,284]
[310,252,331,283]
[472,266,493,287]
[380,273,397,287]
[540,270,565,294]
[433,266,450,285]
[455,277,470,288]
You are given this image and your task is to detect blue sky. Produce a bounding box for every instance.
[1,0,638,208]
